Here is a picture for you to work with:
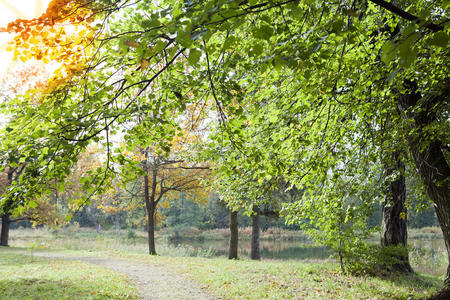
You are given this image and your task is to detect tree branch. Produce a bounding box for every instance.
[369,0,444,32]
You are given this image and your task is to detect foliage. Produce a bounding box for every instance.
[161,194,210,233]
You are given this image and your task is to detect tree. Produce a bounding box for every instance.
[117,107,211,254]
[134,146,210,255]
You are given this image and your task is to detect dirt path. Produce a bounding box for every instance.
[34,252,216,300]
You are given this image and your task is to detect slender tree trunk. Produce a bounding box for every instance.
[397,82,450,298]
[381,154,412,272]
[147,205,156,255]
[229,211,238,259]
[0,214,11,247]
[144,174,157,255]
[251,206,261,260]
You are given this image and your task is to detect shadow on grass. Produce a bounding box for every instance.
[377,271,442,299]
[0,278,102,299]
[397,272,441,287]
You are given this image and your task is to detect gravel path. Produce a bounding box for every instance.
[34,252,216,300]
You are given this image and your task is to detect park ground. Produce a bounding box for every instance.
[0,227,447,299]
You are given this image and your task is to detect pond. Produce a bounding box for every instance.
[169,238,330,260]
[168,237,448,277]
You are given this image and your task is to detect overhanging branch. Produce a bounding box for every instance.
[369,0,444,32]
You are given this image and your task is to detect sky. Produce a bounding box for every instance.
[0,0,51,79]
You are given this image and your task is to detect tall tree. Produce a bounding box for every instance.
[119,108,211,255]
[140,146,210,254]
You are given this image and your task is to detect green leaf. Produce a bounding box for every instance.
[381,41,395,64]
[254,24,273,40]
[153,40,166,54]
[28,201,38,208]
[429,31,449,47]
[188,48,202,66]
[42,147,49,155]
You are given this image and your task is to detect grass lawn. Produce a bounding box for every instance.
[149,256,441,300]
[51,248,441,299]
[0,249,139,300]
[0,247,443,299]
[3,227,446,299]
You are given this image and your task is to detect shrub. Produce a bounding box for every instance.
[344,244,412,276]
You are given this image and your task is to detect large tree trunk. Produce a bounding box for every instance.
[381,154,412,272]
[398,82,450,298]
[1,167,15,247]
[0,214,11,247]
[229,210,238,259]
[251,205,261,260]
[144,174,157,255]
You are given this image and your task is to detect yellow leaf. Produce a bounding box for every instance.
[125,40,140,48]
[140,58,150,70]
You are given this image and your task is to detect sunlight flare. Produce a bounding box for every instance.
[0,0,50,79]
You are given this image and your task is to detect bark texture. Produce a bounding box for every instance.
[398,82,450,298]
[381,154,412,272]
[228,211,238,259]
[0,214,11,247]
[0,167,15,247]
[251,206,261,260]
[144,173,157,255]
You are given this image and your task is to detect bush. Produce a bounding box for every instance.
[344,244,412,276]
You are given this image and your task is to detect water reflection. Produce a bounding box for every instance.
[168,239,329,260]
[409,238,448,277]
[167,237,447,277]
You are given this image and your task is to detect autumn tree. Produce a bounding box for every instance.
[117,100,211,254]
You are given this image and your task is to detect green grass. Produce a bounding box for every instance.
[4,227,446,299]
[142,256,441,300]
[1,246,443,300]
[0,249,139,300]
[34,247,441,300]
